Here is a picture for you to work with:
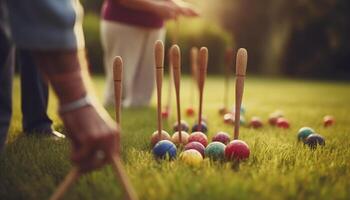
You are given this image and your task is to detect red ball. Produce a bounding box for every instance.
[161,111,169,119]
[268,111,284,126]
[186,107,195,117]
[249,117,263,129]
[276,118,290,129]
[188,132,208,147]
[150,130,171,147]
[212,132,231,145]
[219,107,228,115]
[225,140,250,160]
[184,141,205,157]
[323,115,335,127]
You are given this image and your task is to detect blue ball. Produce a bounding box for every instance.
[191,121,208,134]
[152,140,177,160]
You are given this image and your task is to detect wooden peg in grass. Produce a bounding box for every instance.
[234,48,248,140]
[155,40,165,137]
[197,47,208,131]
[170,45,182,143]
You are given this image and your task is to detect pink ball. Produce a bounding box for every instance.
[212,132,231,145]
[225,140,250,160]
[249,116,263,129]
[323,115,335,127]
[276,118,290,129]
[188,132,208,147]
[184,141,205,157]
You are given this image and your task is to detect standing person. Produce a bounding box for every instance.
[0,4,64,151]
[1,0,119,172]
[101,0,199,107]
[18,50,65,137]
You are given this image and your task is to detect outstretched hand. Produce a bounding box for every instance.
[154,0,199,20]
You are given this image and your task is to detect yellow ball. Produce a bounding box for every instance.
[171,131,189,145]
[179,149,203,166]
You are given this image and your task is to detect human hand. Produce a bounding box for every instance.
[173,0,200,17]
[61,105,119,173]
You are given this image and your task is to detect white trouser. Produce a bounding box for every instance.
[100,20,166,107]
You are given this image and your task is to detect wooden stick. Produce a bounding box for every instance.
[234,48,248,140]
[49,167,80,200]
[113,56,123,124]
[197,47,208,130]
[112,56,138,200]
[170,45,182,142]
[155,40,164,137]
[224,48,233,109]
[190,47,198,107]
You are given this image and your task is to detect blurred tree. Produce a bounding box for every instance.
[207,0,350,79]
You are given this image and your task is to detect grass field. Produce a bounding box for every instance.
[1,75,350,200]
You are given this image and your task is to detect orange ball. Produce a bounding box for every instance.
[171,131,189,145]
[150,130,171,147]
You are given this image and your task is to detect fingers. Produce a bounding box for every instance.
[71,131,118,173]
[65,106,120,173]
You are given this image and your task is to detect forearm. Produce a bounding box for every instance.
[32,49,87,105]
[118,0,159,13]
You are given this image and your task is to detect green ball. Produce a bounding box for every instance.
[205,142,226,161]
[297,127,315,142]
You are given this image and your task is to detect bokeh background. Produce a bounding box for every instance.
[81,0,350,79]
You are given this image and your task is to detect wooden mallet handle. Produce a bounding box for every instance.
[49,167,80,200]
[234,48,248,140]
[198,47,208,129]
[155,40,164,136]
[170,45,182,142]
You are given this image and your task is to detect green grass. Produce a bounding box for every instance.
[1,75,350,200]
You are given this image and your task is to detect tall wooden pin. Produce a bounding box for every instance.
[234,48,248,140]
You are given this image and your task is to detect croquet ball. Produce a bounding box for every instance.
[153,140,177,159]
[184,141,206,157]
[225,140,250,160]
[276,118,290,129]
[161,111,169,119]
[224,113,234,124]
[171,131,189,145]
[191,121,208,134]
[249,116,263,129]
[323,115,335,127]
[205,142,226,161]
[188,132,208,147]
[268,111,284,126]
[150,130,171,147]
[219,107,228,115]
[304,133,325,149]
[297,127,315,142]
[173,120,190,132]
[186,107,195,116]
[179,149,203,166]
[212,132,231,145]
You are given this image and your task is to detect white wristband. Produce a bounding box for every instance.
[59,95,93,114]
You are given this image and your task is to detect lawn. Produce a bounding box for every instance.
[1,75,350,200]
